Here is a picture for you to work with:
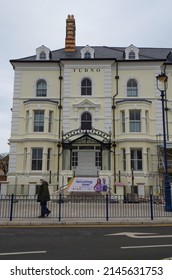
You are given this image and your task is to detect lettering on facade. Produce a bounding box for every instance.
[73,68,101,73]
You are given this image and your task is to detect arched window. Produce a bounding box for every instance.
[127,79,138,97]
[84,51,91,59]
[36,79,47,97]
[39,51,46,60]
[129,51,135,59]
[81,112,92,130]
[81,78,92,96]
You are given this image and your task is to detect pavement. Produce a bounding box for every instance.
[0,217,172,226]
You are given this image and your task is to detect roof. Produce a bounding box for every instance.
[10,46,172,63]
[165,51,172,64]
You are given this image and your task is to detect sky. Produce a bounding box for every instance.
[0,0,172,153]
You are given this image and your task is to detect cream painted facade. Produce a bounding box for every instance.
[6,16,172,197]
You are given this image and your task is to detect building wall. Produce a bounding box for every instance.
[8,63,61,192]
[7,56,172,195]
[63,62,112,133]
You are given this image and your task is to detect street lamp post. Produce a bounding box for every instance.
[156,73,172,211]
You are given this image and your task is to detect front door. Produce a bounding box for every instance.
[73,147,101,177]
[76,151,97,176]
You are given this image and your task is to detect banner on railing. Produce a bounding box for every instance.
[67,177,109,192]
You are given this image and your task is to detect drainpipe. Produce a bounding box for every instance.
[57,61,63,189]
[112,61,119,184]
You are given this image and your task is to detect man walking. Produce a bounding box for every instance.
[37,178,51,218]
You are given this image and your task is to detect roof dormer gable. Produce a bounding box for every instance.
[125,44,139,60]
[80,45,95,59]
[36,45,51,60]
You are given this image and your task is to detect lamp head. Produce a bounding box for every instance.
[156,73,168,91]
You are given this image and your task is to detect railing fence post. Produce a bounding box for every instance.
[150,194,153,220]
[58,193,62,222]
[10,194,14,221]
[106,193,109,221]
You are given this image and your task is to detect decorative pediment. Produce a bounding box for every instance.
[73,99,100,109]
[72,134,101,145]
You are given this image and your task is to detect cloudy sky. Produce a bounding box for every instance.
[0,0,172,153]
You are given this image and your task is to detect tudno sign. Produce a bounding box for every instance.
[67,177,109,192]
[73,68,101,73]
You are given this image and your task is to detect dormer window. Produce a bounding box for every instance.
[36,45,51,60]
[84,51,91,59]
[125,44,139,60]
[129,51,135,59]
[80,45,95,59]
[39,51,46,60]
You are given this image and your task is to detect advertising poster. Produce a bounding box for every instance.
[67,177,109,192]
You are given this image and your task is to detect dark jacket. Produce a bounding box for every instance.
[37,181,50,202]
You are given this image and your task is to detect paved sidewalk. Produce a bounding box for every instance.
[0,217,172,226]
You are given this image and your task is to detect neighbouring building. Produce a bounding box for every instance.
[6,15,172,197]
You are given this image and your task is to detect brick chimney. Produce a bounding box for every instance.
[65,15,76,52]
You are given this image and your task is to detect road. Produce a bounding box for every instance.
[0,225,172,260]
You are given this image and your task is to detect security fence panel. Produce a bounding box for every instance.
[0,194,172,221]
[0,195,11,218]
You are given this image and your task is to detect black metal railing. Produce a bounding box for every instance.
[0,194,172,222]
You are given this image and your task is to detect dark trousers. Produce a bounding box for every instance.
[40,201,49,217]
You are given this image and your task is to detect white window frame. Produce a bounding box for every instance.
[127,79,138,97]
[33,110,44,132]
[31,148,43,170]
[36,79,47,97]
[121,110,125,133]
[130,148,143,171]
[129,110,141,132]
[81,78,92,96]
